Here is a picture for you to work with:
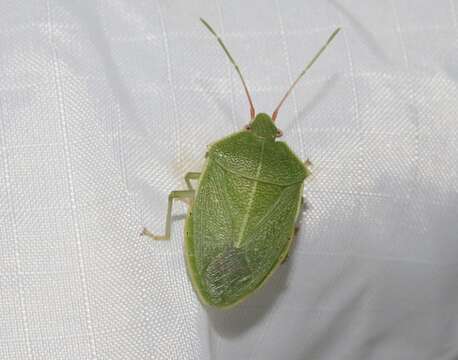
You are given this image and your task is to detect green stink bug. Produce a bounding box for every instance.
[143,19,340,308]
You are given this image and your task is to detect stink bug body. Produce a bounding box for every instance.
[143,19,340,308]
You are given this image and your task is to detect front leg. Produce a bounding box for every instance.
[142,190,194,240]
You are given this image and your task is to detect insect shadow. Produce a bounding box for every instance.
[207,200,309,338]
[282,73,340,134]
[171,213,187,223]
[329,0,390,65]
[193,77,243,130]
[62,0,146,135]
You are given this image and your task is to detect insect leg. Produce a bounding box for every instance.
[184,172,201,191]
[141,190,194,240]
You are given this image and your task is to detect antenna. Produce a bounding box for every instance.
[200,18,256,120]
[272,28,341,122]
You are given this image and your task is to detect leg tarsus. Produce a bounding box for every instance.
[141,227,169,240]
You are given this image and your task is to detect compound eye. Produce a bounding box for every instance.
[244,125,252,131]
[276,129,283,138]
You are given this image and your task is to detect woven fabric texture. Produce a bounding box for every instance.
[1,1,457,359]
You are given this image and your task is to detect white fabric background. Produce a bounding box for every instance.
[1,0,457,359]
